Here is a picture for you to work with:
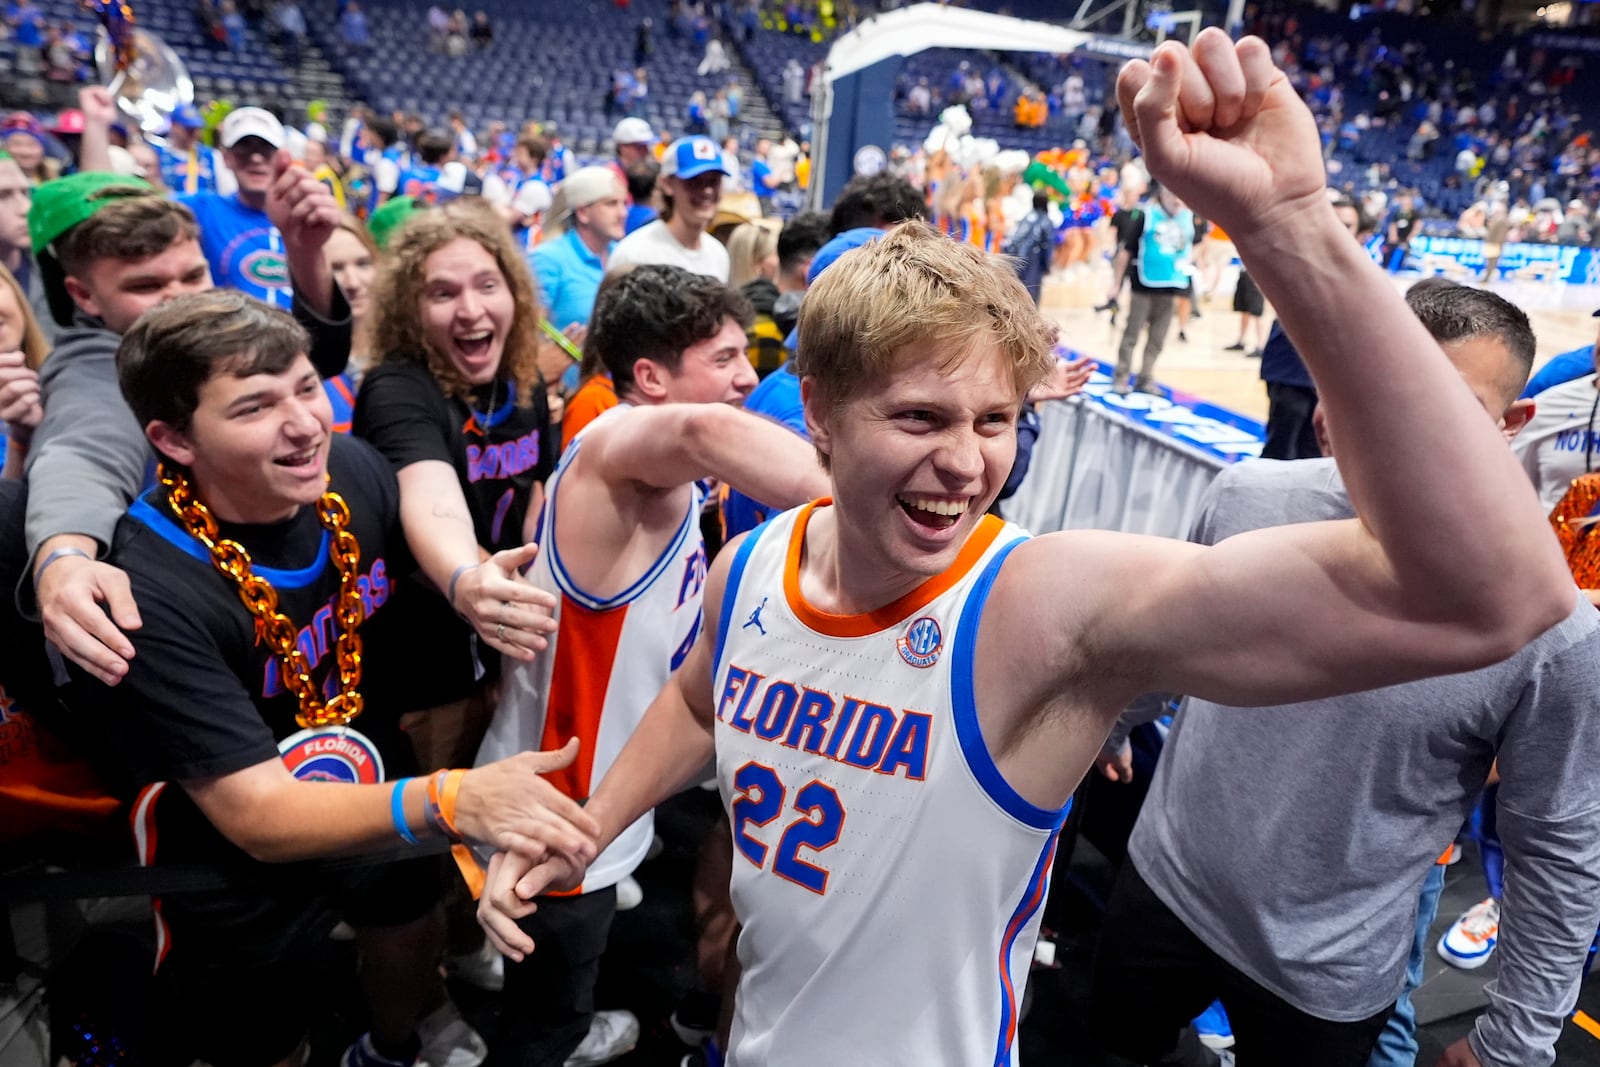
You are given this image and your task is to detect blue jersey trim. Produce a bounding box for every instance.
[713,519,773,681]
[544,434,701,611]
[993,827,1064,1065]
[128,495,331,588]
[952,538,1072,831]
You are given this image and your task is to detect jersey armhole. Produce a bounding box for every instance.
[952,538,1072,831]
[712,519,773,681]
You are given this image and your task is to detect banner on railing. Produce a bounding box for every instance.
[1411,237,1600,286]
[1077,360,1266,464]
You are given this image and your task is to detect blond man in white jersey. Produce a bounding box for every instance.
[480,31,1576,1066]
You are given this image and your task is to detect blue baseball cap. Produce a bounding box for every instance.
[171,104,204,129]
[661,135,729,181]
[785,227,885,351]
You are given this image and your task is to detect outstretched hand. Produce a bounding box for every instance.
[456,738,600,862]
[451,543,559,662]
[1116,29,1327,243]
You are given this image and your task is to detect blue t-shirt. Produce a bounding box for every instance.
[751,158,776,196]
[159,143,221,196]
[721,365,806,539]
[1523,345,1596,399]
[529,229,609,332]
[177,192,291,308]
[396,164,444,202]
[624,203,657,235]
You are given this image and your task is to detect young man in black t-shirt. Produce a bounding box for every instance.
[78,290,599,1067]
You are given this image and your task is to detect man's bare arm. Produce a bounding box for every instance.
[1113,35,1569,646]
[583,403,828,510]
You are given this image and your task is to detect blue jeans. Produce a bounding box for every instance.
[1367,862,1448,1067]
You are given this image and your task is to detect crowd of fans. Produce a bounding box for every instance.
[1,6,1600,1067]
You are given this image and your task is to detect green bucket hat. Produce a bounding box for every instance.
[28,171,157,326]
[367,195,418,251]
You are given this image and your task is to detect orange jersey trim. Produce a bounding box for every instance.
[540,595,631,800]
[782,499,1006,638]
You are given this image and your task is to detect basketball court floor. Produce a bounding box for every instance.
[1037,262,1600,422]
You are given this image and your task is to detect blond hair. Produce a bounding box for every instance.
[371,198,545,406]
[725,218,781,289]
[0,262,49,370]
[794,220,1056,411]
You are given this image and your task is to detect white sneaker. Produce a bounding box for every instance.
[445,941,505,992]
[615,875,644,912]
[417,1001,488,1067]
[1438,897,1500,970]
[564,1010,640,1067]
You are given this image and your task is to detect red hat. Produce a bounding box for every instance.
[50,109,85,136]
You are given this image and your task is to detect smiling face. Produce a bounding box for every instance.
[418,236,515,385]
[149,353,333,524]
[665,171,723,231]
[223,136,276,199]
[4,132,42,175]
[634,315,756,405]
[324,226,376,322]
[66,237,213,334]
[806,341,1021,582]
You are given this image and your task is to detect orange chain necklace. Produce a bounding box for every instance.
[1552,472,1600,590]
[160,463,367,729]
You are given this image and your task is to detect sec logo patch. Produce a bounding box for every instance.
[278,726,386,784]
[896,615,943,669]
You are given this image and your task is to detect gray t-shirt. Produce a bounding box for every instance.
[1129,457,1600,1067]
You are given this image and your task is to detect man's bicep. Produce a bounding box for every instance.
[1056,521,1453,708]
[182,756,296,852]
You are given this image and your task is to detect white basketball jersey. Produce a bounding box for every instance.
[712,501,1070,1066]
[476,405,708,891]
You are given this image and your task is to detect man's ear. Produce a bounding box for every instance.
[146,420,197,469]
[62,274,100,319]
[631,357,671,403]
[1500,397,1535,443]
[800,375,832,464]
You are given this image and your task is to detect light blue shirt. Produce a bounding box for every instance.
[529,228,611,331]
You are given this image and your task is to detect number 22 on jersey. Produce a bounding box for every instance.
[731,761,847,894]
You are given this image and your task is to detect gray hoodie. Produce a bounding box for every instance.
[21,288,351,592]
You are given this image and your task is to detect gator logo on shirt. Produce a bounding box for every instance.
[896,615,943,669]
[239,248,290,288]
[278,726,385,784]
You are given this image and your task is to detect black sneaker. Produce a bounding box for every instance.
[1224,342,1245,351]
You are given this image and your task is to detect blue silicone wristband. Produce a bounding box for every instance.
[447,562,474,610]
[390,778,418,845]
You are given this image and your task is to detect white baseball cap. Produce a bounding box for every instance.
[612,117,655,146]
[220,106,286,149]
[512,178,553,217]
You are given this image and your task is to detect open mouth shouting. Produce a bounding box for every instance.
[452,328,500,378]
[896,493,971,532]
